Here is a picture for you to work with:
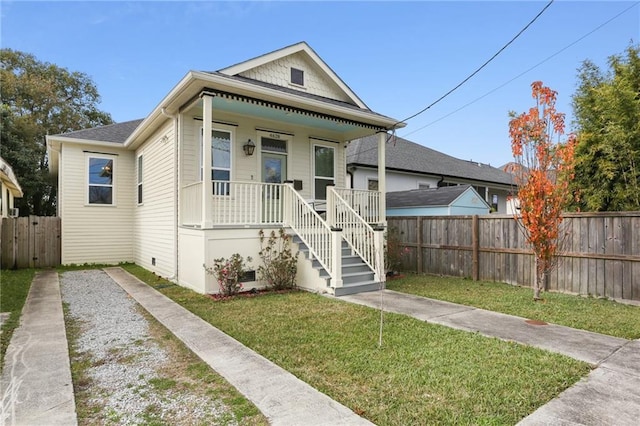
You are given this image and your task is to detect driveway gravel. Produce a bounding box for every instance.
[61,269,235,425]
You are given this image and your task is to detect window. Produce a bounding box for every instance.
[367,179,379,191]
[137,155,143,204]
[291,68,304,86]
[314,145,334,200]
[291,68,304,85]
[200,128,233,195]
[88,156,114,205]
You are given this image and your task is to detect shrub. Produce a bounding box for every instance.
[204,253,252,296]
[257,229,298,290]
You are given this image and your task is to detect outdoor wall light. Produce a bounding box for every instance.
[243,139,256,156]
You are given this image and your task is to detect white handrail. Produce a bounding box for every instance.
[283,184,337,283]
[333,188,381,224]
[328,187,382,281]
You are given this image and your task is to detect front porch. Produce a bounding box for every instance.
[179,181,386,295]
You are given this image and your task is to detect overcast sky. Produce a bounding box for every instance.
[2,1,638,167]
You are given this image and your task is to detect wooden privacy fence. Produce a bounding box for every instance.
[1,216,61,269]
[388,212,640,302]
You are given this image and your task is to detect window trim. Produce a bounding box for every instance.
[312,143,335,200]
[86,154,116,206]
[290,67,304,86]
[367,178,379,191]
[199,125,235,195]
[137,154,143,205]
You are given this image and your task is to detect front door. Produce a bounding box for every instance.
[262,153,287,184]
[261,136,288,222]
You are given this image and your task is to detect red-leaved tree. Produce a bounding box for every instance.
[509,81,577,300]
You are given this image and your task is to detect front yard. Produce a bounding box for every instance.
[124,264,592,425]
[386,274,640,339]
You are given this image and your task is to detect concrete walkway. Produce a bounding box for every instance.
[0,270,77,426]
[3,269,638,425]
[103,267,372,426]
[340,289,640,425]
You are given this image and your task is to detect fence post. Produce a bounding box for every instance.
[472,215,479,281]
[416,217,423,274]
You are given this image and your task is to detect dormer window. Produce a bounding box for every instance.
[291,68,304,86]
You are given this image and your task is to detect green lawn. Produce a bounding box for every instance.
[123,264,591,425]
[0,269,35,371]
[386,274,640,339]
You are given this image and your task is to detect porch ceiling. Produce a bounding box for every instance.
[196,90,387,141]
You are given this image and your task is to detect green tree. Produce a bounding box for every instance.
[1,49,113,216]
[570,44,640,211]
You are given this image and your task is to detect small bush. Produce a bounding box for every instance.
[204,254,252,296]
[257,229,298,290]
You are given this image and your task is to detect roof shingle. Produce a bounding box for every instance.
[348,135,514,186]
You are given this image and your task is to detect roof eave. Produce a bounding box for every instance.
[125,71,404,148]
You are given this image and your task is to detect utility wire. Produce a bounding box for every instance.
[401,0,640,139]
[351,0,638,160]
[389,0,555,130]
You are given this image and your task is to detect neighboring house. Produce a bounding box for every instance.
[46,42,403,296]
[347,135,515,213]
[386,185,490,216]
[0,156,23,217]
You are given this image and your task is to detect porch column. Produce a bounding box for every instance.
[377,131,386,225]
[201,94,214,228]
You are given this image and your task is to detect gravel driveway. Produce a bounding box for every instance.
[61,269,236,425]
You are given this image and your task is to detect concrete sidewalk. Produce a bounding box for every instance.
[340,289,640,425]
[0,270,77,426]
[104,267,372,426]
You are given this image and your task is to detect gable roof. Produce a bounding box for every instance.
[0,156,23,198]
[348,135,513,186]
[386,185,489,208]
[218,41,368,109]
[56,119,144,144]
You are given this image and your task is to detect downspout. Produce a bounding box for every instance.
[161,107,180,283]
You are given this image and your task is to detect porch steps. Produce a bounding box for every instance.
[291,235,382,296]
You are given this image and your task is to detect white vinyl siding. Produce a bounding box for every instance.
[237,52,351,102]
[59,144,134,264]
[134,122,177,279]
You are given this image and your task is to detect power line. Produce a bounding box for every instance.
[389,0,555,130]
[401,1,640,139]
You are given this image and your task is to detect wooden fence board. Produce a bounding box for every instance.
[389,213,640,302]
[0,216,61,269]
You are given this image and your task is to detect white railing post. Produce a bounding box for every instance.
[326,186,336,227]
[201,94,214,228]
[373,225,386,283]
[283,182,293,226]
[331,226,343,288]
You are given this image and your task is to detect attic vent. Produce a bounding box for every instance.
[291,68,304,86]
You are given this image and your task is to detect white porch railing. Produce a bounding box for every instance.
[181,181,285,226]
[328,187,384,282]
[211,181,284,225]
[333,188,382,224]
[182,182,203,226]
[179,181,385,288]
[283,184,340,287]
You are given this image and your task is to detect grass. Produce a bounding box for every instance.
[123,264,592,425]
[0,268,35,371]
[386,274,640,339]
[62,268,267,426]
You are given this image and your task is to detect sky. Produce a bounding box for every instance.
[2,1,638,168]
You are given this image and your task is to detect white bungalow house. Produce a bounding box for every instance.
[0,156,23,218]
[347,135,515,213]
[47,42,403,296]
